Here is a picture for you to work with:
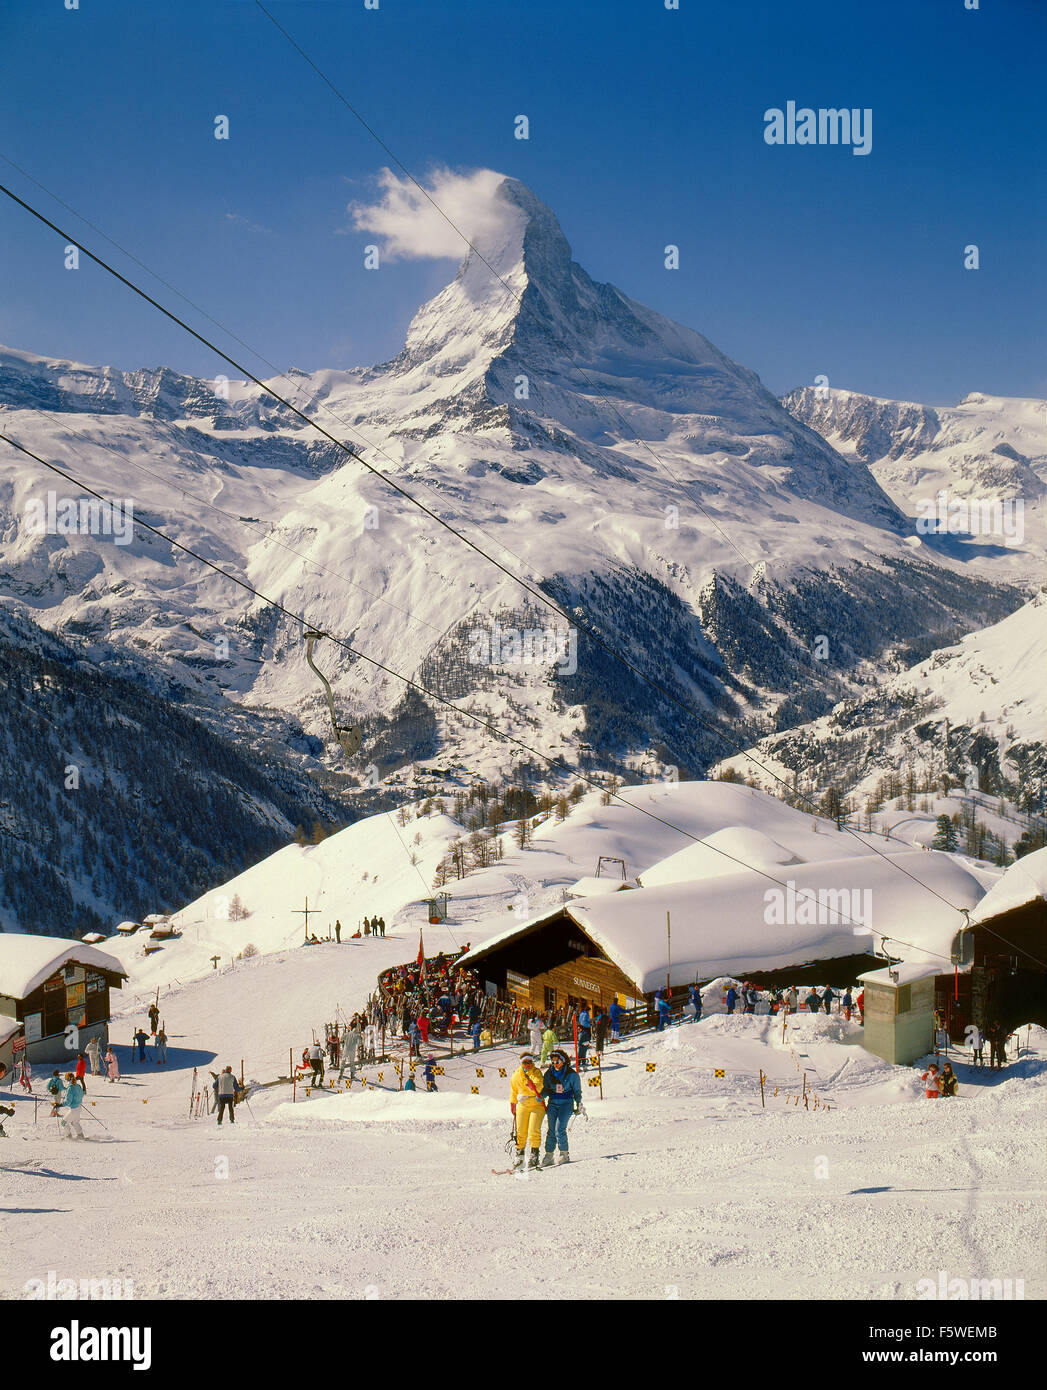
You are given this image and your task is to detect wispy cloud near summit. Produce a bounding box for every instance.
[349,167,511,261]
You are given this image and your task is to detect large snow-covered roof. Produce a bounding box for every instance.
[0,1014,21,1047]
[969,847,1047,925]
[638,825,801,887]
[461,850,985,992]
[0,935,127,1000]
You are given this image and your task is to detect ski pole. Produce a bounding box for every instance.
[82,1105,109,1131]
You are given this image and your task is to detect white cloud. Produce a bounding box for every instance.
[349,167,511,261]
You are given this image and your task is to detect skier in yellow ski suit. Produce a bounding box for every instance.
[510,1052,547,1169]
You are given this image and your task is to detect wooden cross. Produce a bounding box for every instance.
[294,897,320,941]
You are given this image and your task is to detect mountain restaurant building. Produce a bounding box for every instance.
[458,850,986,1022]
[0,935,128,1065]
[936,847,1047,1040]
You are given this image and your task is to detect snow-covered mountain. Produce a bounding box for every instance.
[783,386,1046,586]
[0,604,353,936]
[713,588,1047,826]
[0,178,1023,802]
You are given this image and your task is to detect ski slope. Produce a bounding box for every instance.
[3,943,1043,1301]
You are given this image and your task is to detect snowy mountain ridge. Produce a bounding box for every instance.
[0,177,1025,806]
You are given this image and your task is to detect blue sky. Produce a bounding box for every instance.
[0,0,1043,404]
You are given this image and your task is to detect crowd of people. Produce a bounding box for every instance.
[720,982,865,1023]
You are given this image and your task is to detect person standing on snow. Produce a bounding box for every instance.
[58,1074,85,1139]
[422,1056,438,1093]
[104,1046,120,1082]
[725,985,737,1016]
[689,984,703,1022]
[988,1020,1007,1070]
[804,989,821,1015]
[46,1069,63,1112]
[73,1052,89,1093]
[855,989,864,1024]
[529,1016,544,1056]
[216,1066,239,1125]
[576,1005,592,1065]
[85,1035,102,1076]
[939,1063,959,1097]
[655,994,671,1033]
[154,1028,168,1065]
[338,1026,362,1084]
[841,990,853,1023]
[470,1018,482,1052]
[541,1048,582,1166]
[593,1007,608,1057]
[540,1021,558,1066]
[148,1002,160,1034]
[307,1041,324,1087]
[133,1027,149,1062]
[509,1051,546,1171]
[821,986,834,1016]
[608,999,622,1043]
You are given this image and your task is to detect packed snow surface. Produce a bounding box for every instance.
[3,943,1043,1301]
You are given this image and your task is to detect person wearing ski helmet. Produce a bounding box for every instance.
[509,1051,546,1170]
[541,1048,582,1165]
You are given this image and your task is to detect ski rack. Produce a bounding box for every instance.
[303,629,363,758]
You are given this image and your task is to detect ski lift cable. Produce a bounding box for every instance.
[252,0,758,575]
[0,426,935,940]
[0,151,544,589]
[0,182,969,921]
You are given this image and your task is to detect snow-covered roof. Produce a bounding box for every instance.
[566,876,636,898]
[0,1014,22,1047]
[969,847,1047,925]
[638,825,800,887]
[116,921,140,933]
[461,850,985,993]
[857,962,940,986]
[81,933,106,944]
[0,935,128,1000]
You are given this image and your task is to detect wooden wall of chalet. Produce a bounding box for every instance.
[508,953,641,1014]
[478,917,643,1013]
[14,964,113,1042]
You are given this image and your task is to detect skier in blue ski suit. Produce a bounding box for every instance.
[541,1049,582,1164]
[689,985,703,1022]
[608,1000,622,1042]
